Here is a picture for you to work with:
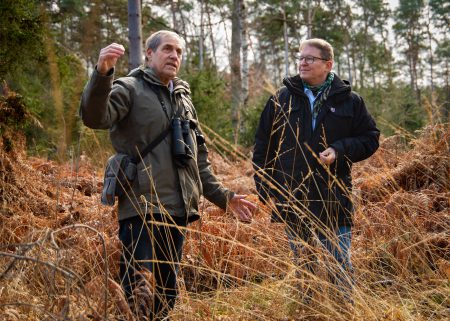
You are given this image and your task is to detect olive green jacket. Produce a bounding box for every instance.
[80,66,233,222]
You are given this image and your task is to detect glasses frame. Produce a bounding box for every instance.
[296,55,329,64]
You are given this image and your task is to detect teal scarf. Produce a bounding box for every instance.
[303,72,334,119]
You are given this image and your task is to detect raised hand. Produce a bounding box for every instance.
[97,43,125,75]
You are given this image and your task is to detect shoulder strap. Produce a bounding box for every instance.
[133,125,171,164]
[126,72,174,164]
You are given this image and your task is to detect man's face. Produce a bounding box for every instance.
[298,45,333,86]
[147,35,183,85]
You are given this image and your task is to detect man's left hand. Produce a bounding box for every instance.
[319,147,336,165]
[227,194,257,223]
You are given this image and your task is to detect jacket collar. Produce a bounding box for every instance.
[283,73,351,99]
[127,66,191,95]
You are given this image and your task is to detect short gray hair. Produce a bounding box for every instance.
[145,30,185,52]
[299,38,334,61]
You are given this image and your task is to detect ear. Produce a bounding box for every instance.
[146,48,153,60]
[326,60,333,72]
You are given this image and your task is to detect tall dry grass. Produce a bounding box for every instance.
[0,90,449,320]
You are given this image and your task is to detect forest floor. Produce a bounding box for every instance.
[0,93,449,320]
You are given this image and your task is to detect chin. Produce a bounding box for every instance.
[164,71,176,78]
[300,75,311,82]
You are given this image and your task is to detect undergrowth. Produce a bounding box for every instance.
[0,91,448,320]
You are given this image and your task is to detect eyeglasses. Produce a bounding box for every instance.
[296,55,329,64]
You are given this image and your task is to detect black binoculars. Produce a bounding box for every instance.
[172,118,205,166]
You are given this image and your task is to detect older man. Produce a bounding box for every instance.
[253,38,380,301]
[80,30,255,320]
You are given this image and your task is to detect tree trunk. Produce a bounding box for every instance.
[178,4,189,66]
[198,0,205,70]
[444,58,449,120]
[128,0,143,70]
[80,1,102,74]
[350,47,356,88]
[380,31,393,85]
[231,0,243,145]
[242,1,249,107]
[206,1,217,67]
[273,49,281,84]
[359,8,368,89]
[199,0,204,70]
[306,0,313,38]
[425,6,435,121]
[283,7,289,77]
[295,11,302,48]
[336,55,341,77]
[169,0,179,31]
[219,6,231,63]
[371,66,377,88]
[407,35,421,103]
[344,35,352,85]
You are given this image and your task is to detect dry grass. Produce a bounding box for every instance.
[1,91,449,320]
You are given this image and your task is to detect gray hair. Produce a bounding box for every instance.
[299,38,334,61]
[145,30,185,52]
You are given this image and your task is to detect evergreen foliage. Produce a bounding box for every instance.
[0,0,45,78]
[359,85,425,137]
[239,95,267,147]
[0,0,448,156]
[180,67,233,141]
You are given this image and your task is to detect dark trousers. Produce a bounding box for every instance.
[119,213,187,320]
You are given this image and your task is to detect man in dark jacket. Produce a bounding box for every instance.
[252,38,379,301]
[80,30,255,320]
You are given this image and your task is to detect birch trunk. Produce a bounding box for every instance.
[231,0,242,144]
[242,1,249,107]
[199,0,204,70]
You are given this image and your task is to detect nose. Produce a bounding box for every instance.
[169,49,180,59]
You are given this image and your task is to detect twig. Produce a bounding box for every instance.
[51,223,109,321]
[0,252,75,278]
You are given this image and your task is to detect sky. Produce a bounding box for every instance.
[389,0,399,8]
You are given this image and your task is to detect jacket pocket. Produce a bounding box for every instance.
[101,153,137,206]
[323,105,353,142]
[174,163,200,214]
[137,157,153,195]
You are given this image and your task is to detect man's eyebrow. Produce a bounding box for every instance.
[163,44,181,49]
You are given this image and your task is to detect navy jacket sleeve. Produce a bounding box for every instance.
[252,95,277,203]
[330,93,380,164]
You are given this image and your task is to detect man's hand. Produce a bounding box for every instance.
[97,43,125,75]
[227,194,257,223]
[319,147,336,165]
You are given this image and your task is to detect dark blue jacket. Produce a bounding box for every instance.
[252,74,380,228]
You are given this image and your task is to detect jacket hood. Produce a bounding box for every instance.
[283,73,352,98]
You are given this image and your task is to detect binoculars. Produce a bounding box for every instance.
[172,118,205,166]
